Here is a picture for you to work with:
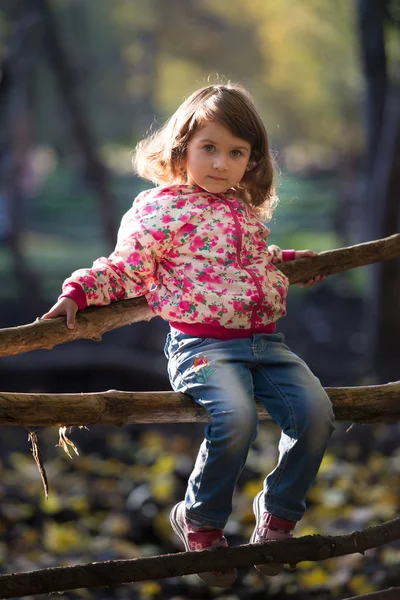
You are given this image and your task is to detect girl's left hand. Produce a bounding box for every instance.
[294,250,327,287]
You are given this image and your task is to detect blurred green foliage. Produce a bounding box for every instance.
[0,0,363,152]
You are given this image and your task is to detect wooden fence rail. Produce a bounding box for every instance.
[0,382,399,427]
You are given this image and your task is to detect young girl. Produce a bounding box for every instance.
[43,84,335,587]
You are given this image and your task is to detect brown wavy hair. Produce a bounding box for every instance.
[133,83,278,219]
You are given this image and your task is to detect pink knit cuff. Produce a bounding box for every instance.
[59,283,87,310]
[282,250,296,262]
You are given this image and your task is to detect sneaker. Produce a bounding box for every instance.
[250,491,296,576]
[170,501,237,587]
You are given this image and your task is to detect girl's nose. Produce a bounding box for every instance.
[213,156,228,171]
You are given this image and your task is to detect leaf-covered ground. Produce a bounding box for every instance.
[0,420,398,600]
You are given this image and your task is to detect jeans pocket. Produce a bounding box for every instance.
[167,336,212,390]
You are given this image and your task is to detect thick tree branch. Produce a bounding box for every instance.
[0,517,398,599]
[0,235,399,358]
[0,382,398,426]
[281,233,400,283]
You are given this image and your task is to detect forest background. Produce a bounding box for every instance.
[0,1,399,599]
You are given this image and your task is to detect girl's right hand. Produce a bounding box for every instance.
[41,297,78,329]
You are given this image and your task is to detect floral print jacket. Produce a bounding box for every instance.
[61,184,295,335]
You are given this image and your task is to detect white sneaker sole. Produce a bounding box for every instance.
[251,491,283,576]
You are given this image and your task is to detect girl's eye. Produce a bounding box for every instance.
[204,144,215,152]
[231,149,242,157]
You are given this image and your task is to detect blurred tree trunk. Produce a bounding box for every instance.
[28,0,118,248]
[367,85,400,382]
[357,0,400,382]
[0,11,44,312]
[132,0,159,135]
[357,0,387,175]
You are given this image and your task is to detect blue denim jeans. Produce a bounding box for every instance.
[164,329,335,529]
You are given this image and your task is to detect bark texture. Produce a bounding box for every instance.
[0,382,398,427]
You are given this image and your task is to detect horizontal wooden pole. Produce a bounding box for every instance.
[0,381,399,426]
[0,234,399,358]
[281,233,400,283]
[0,517,398,598]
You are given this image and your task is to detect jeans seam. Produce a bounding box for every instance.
[185,509,225,528]
[252,338,266,355]
[183,387,212,515]
[257,367,298,503]
[264,503,302,522]
[190,437,209,510]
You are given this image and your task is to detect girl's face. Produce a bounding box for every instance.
[185,120,251,194]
